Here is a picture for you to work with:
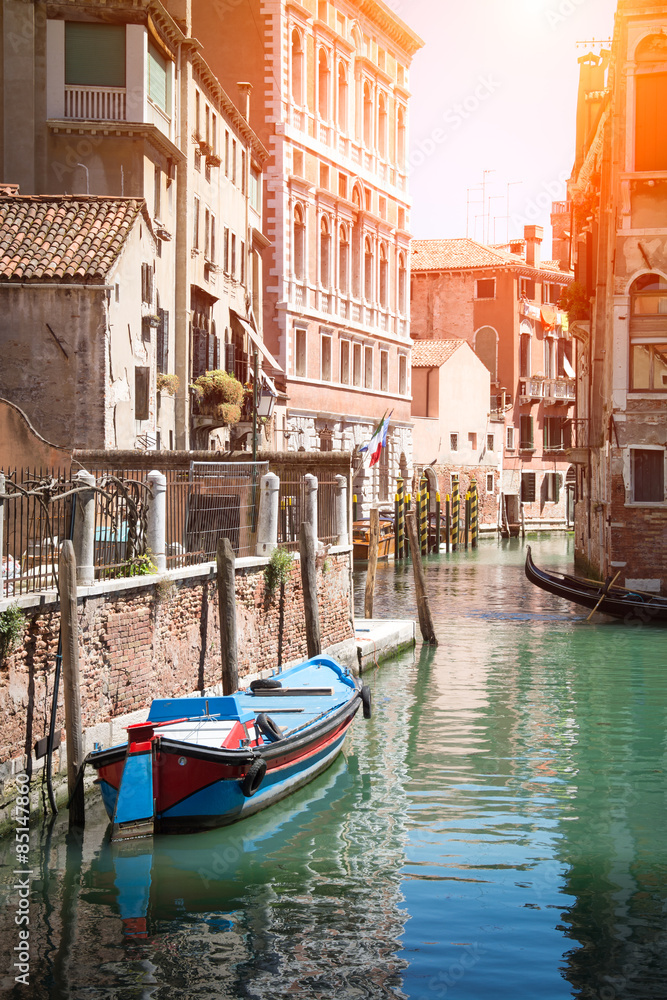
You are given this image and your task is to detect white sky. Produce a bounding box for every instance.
[401,0,618,251]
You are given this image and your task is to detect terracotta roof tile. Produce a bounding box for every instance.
[411,339,465,367]
[411,238,520,271]
[0,196,145,283]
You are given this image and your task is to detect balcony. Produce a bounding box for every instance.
[518,378,544,403]
[64,85,126,121]
[543,378,576,405]
[564,418,591,464]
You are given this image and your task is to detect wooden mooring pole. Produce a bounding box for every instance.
[405,512,438,645]
[365,507,380,619]
[216,537,238,695]
[59,540,85,828]
[299,521,321,658]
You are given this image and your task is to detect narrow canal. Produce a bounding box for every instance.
[1,535,666,999]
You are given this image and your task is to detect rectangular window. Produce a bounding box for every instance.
[450,433,458,451]
[486,473,495,493]
[147,41,170,115]
[210,215,216,262]
[475,278,495,299]
[340,340,350,384]
[241,151,246,194]
[635,72,667,171]
[157,309,169,373]
[135,366,150,421]
[468,432,477,451]
[364,346,373,388]
[632,449,665,502]
[193,196,200,249]
[630,343,667,390]
[353,343,362,386]
[232,140,237,184]
[295,328,307,377]
[519,415,534,450]
[487,434,494,452]
[544,472,561,503]
[543,282,561,304]
[231,233,236,276]
[204,104,210,145]
[223,227,230,272]
[225,131,230,176]
[141,262,153,304]
[521,472,536,503]
[195,90,201,136]
[520,277,535,299]
[520,334,531,378]
[320,163,330,189]
[65,22,125,87]
[399,354,407,394]
[507,425,515,450]
[204,208,210,260]
[380,350,388,392]
[153,165,161,219]
[211,113,217,153]
[250,167,262,212]
[544,416,565,450]
[240,241,245,285]
[338,173,348,199]
[321,335,332,381]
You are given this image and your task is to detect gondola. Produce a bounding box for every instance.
[525,546,667,623]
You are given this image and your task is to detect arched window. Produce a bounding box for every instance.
[293,203,305,280]
[397,106,406,168]
[318,48,330,120]
[320,215,331,288]
[379,243,388,308]
[363,81,373,148]
[338,224,349,294]
[475,326,498,381]
[364,236,373,302]
[398,252,407,314]
[629,273,667,390]
[352,214,362,298]
[520,320,532,378]
[635,34,667,171]
[291,29,304,106]
[337,62,348,132]
[378,93,387,158]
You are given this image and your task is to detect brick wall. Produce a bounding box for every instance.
[0,551,354,770]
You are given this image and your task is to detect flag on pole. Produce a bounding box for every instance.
[359,411,393,468]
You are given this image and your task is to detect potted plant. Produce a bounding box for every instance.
[191,369,245,424]
[157,373,180,396]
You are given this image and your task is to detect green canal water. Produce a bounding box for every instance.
[1,535,666,999]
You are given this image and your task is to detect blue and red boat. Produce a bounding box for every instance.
[89,656,371,840]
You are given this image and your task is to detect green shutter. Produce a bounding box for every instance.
[65,23,125,88]
[148,42,169,113]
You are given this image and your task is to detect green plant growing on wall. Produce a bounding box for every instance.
[558,281,591,322]
[264,547,295,595]
[122,552,158,577]
[191,370,245,424]
[0,604,25,663]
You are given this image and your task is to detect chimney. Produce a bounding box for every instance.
[237,82,252,122]
[550,200,571,270]
[524,225,543,269]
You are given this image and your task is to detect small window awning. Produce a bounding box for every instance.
[230,310,283,373]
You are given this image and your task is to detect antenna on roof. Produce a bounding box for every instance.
[506,181,522,242]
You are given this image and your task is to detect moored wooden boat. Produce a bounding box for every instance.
[352,518,394,561]
[525,546,667,623]
[89,656,371,839]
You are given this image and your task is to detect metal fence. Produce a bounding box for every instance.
[276,474,338,551]
[184,461,267,561]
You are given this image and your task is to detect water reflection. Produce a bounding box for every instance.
[1,538,666,999]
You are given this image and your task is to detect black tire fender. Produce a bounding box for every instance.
[361,685,372,719]
[241,757,267,797]
[256,712,283,743]
[250,678,282,691]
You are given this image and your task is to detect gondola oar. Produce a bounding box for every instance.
[586,570,621,622]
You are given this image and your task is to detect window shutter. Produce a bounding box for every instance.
[554,473,560,503]
[157,309,169,372]
[135,367,150,421]
[148,42,169,113]
[65,23,125,88]
[226,342,236,376]
[636,73,667,171]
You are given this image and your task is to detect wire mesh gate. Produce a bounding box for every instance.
[185,461,268,560]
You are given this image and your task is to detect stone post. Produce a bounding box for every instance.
[303,473,318,544]
[334,474,349,546]
[256,472,280,556]
[72,470,96,587]
[146,470,167,572]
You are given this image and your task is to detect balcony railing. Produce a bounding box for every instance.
[518,378,544,402]
[64,85,126,121]
[544,378,576,404]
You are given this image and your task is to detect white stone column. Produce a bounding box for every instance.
[304,473,318,544]
[147,470,167,572]
[334,474,348,546]
[256,472,280,556]
[72,471,96,587]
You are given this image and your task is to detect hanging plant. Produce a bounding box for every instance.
[0,604,25,663]
[157,372,180,395]
[191,370,245,424]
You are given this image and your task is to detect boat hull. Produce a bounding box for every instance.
[89,656,365,838]
[525,546,667,624]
